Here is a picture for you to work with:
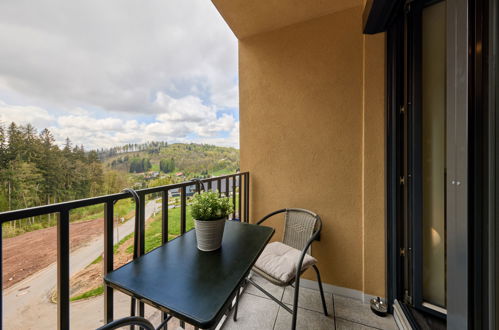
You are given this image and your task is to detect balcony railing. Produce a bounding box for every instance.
[0,172,250,329]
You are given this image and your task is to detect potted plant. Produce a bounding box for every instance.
[191,190,233,251]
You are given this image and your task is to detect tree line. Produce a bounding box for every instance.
[97,141,168,160]
[0,122,129,235]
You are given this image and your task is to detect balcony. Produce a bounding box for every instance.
[0,173,397,329]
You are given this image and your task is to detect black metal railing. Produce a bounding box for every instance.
[0,172,250,330]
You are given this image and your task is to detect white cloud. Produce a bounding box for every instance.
[0,0,238,113]
[211,84,239,109]
[0,100,55,127]
[191,121,239,148]
[57,116,126,132]
[0,96,239,149]
[193,113,235,137]
[0,0,240,149]
[154,93,216,122]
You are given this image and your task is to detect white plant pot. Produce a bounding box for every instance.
[194,217,226,251]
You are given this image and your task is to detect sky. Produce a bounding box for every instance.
[0,0,239,150]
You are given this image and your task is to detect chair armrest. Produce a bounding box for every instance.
[96,316,155,330]
[256,209,287,225]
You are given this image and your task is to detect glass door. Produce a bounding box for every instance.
[420,0,447,312]
[402,0,447,318]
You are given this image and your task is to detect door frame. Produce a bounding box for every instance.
[366,0,496,327]
[383,0,493,328]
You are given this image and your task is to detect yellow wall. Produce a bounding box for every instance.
[238,6,386,297]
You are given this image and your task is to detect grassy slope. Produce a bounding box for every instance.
[104,143,239,176]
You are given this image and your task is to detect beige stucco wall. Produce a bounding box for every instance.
[238,6,386,297]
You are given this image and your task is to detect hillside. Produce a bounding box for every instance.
[102,142,239,177]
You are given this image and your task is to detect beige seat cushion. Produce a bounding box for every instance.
[254,241,317,284]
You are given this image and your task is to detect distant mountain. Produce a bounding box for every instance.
[101,142,239,176]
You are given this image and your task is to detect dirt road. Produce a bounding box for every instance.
[3,217,105,289]
[3,199,160,330]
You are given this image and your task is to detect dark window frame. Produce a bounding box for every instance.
[383,0,495,327]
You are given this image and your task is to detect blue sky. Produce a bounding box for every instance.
[0,0,239,149]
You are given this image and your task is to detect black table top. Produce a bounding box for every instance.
[104,221,274,329]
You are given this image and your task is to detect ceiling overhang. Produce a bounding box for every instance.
[212,0,362,39]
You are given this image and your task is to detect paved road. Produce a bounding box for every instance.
[3,199,161,330]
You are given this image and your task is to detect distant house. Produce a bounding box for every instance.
[143,171,160,180]
[170,185,197,198]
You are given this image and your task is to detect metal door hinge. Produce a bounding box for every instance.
[400,105,405,114]
[400,248,406,257]
[399,176,405,185]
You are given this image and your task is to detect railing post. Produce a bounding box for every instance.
[179,186,187,329]
[232,176,236,220]
[245,173,250,223]
[138,194,145,257]
[180,186,186,235]
[104,201,114,324]
[57,209,70,330]
[161,190,170,329]
[238,175,242,221]
[162,190,169,245]
[138,194,146,318]
[0,225,3,330]
[225,177,229,198]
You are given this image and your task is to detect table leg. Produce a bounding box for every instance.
[161,312,168,330]
[233,286,240,322]
[130,297,136,330]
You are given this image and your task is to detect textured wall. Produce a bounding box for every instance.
[362,32,386,297]
[238,6,386,296]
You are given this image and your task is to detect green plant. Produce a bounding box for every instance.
[191,190,233,221]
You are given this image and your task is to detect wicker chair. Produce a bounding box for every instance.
[233,208,328,330]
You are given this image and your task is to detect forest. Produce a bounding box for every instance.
[0,121,240,237]
[0,122,130,235]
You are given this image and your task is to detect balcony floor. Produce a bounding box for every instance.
[138,272,397,330]
[219,273,397,330]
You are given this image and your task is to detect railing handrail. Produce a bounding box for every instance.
[0,172,249,223]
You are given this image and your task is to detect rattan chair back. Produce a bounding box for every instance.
[283,208,319,255]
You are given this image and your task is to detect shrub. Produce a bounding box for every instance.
[191,191,233,220]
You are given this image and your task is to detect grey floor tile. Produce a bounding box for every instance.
[333,295,396,330]
[281,286,333,315]
[245,272,285,301]
[335,318,377,330]
[273,304,334,330]
[222,292,280,330]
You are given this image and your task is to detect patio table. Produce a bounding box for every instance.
[104,221,274,329]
